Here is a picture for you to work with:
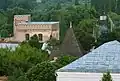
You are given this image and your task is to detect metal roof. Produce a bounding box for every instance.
[58,40,120,73]
[14,15,31,17]
[0,43,18,50]
[19,22,59,25]
[28,22,59,24]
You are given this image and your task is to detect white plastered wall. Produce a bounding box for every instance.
[56,72,120,81]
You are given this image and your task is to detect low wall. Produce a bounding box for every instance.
[0,37,19,43]
[56,72,120,81]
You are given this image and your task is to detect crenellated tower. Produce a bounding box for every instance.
[14,15,31,39]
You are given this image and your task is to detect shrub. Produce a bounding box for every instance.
[101,71,112,81]
[56,55,78,67]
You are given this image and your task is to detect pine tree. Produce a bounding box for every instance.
[101,72,112,81]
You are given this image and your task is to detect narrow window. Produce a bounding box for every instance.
[50,34,52,39]
[25,34,29,40]
[38,34,43,41]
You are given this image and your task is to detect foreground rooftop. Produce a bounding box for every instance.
[58,40,120,73]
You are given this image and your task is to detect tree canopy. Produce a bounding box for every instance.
[0,0,120,81]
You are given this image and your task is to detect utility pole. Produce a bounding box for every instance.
[108,15,114,32]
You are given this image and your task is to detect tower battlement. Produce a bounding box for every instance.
[14,15,31,25]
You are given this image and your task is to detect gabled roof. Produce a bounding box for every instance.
[58,40,120,73]
[50,27,84,58]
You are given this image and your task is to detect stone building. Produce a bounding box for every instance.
[14,15,59,42]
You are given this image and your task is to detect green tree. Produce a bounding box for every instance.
[0,44,49,76]
[26,61,60,81]
[74,19,96,52]
[0,48,11,75]
[0,7,29,36]
[91,0,116,13]
[28,34,42,49]
[26,55,78,81]
[47,38,60,47]
[7,0,37,10]
[0,12,9,37]
[97,28,120,46]
[46,38,61,52]
[0,0,7,10]
[56,55,78,66]
[6,7,29,24]
[101,72,112,81]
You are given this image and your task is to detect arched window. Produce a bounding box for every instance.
[25,34,29,40]
[38,34,43,41]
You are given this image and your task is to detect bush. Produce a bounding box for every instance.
[28,34,41,49]
[21,34,43,49]
[101,72,112,81]
[8,68,29,81]
[56,55,78,67]
[0,48,12,75]
[0,44,78,81]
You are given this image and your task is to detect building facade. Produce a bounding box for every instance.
[14,15,59,42]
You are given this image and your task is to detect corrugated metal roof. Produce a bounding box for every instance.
[58,40,120,73]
